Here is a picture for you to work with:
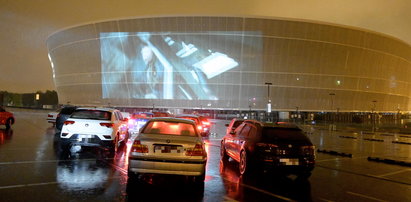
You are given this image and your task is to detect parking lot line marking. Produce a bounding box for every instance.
[316,165,411,186]
[317,198,335,202]
[0,182,57,190]
[375,169,411,177]
[222,176,295,201]
[346,191,387,202]
[223,196,239,202]
[0,158,97,165]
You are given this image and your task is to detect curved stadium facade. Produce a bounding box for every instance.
[46,16,411,112]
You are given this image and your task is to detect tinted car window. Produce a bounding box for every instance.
[71,110,111,120]
[60,107,77,115]
[261,128,310,142]
[239,124,251,137]
[142,121,196,136]
[233,120,243,128]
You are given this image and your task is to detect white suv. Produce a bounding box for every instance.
[59,107,128,155]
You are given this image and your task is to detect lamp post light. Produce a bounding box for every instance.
[265,82,272,121]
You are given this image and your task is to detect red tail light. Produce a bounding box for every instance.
[48,114,53,118]
[185,143,204,156]
[100,123,114,128]
[301,145,315,156]
[131,140,148,153]
[197,125,203,131]
[202,121,210,126]
[64,120,75,125]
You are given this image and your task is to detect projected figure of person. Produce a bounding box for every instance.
[141,45,163,99]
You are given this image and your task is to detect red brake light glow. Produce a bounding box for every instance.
[100,123,114,128]
[185,143,204,156]
[64,120,75,125]
[131,140,148,153]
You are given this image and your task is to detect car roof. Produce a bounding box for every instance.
[175,114,199,118]
[244,120,300,129]
[75,107,118,112]
[149,117,196,124]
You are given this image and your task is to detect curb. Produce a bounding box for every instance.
[339,136,357,139]
[367,157,411,167]
[392,141,411,145]
[317,149,353,158]
[363,138,384,142]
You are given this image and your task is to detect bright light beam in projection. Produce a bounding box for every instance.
[100,31,261,101]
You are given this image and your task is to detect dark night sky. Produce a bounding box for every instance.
[1,0,410,93]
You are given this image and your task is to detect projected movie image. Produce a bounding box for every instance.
[101,32,260,100]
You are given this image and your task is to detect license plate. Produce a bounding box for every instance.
[279,158,299,165]
[154,145,182,153]
[79,134,93,139]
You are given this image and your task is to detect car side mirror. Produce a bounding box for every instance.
[225,123,229,127]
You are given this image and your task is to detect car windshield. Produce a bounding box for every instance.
[142,121,197,136]
[70,110,111,120]
[261,127,310,142]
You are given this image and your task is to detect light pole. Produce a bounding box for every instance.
[265,82,272,121]
[329,93,335,130]
[372,100,377,132]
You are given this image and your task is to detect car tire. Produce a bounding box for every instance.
[5,118,12,130]
[297,171,312,179]
[239,150,252,175]
[194,172,205,184]
[220,141,229,162]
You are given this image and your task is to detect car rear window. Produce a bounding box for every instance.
[60,107,77,115]
[261,127,310,142]
[142,121,197,136]
[233,120,244,128]
[177,117,199,124]
[71,110,111,120]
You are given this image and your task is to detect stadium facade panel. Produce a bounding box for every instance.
[47,16,411,112]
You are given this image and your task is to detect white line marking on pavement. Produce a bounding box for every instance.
[222,176,295,201]
[346,191,388,202]
[374,169,411,177]
[0,182,58,190]
[317,198,335,202]
[223,196,239,202]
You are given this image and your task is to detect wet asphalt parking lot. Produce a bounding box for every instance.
[0,109,410,201]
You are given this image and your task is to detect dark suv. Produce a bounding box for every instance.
[221,120,315,178]
[55,106,78,133]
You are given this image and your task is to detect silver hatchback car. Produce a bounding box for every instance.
[128,117,207,185]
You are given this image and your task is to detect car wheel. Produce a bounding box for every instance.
[297,171,312,179]
[220,141,229,162]
[239,150,251,175]
[5,118,12,130]
[194,172,205,184]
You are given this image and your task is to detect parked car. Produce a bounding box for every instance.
[55,106,78,133]
[175,114,208,137]
[47,108,61,125]
[128,117,207,185]
[152,111,173,117]
[59,107,129,155]
[221,120,315,178]
[198,115,211,136]
[128,112,154,135]
[0,107,14,130]
[225,118,245,135]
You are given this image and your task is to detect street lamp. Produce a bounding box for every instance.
[265,82,272,121]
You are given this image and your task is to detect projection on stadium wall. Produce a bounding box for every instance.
[101,32,261,100]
